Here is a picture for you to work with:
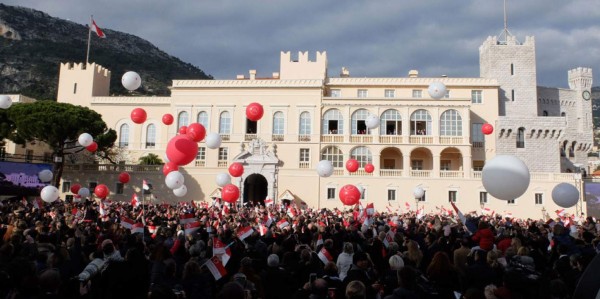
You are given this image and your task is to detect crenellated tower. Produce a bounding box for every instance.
[57,62,111,105]
[279,51,327,80]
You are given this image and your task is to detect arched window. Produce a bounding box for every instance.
[351,109,370,135]
[177,111,189,130]
[322,109,344,134]
[197,111,209,130]
[516,127,525,148]
[380,109,401,135]
[410,109,432,135]
[145,124,156,148]
[321,146,343,168]
[272,112,285,134]
[119,124,129,147]
[440,109,462,136]
[299,112,311,136]
[351,146,372,167]
[219,111,231,134]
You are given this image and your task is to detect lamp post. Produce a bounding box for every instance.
[541,206,547,221]
[413,187,424,216]
[574,163,583,217]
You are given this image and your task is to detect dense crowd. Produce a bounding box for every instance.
[0,196,598,299]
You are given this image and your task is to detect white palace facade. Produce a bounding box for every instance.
[17,33,591,219]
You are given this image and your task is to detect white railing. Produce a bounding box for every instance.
[298,135,311,142]
[380,169,403,177]
[272,134,285,141]
[409,136,434,144]
[332,169,344,176]
[472,171,482,178]
[299,162,310,169]
[440,170,464,178]
[411,170,431,177]
[195,160,206,167]
[217,161,228,167]
[348,169,373,176]
[244,134,257,141]
[350,135,373,143]
[321,135,344,143]
[379,135,403,144]
[439,137,465,144]
[220,134,230,141]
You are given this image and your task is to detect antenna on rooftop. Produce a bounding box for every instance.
[498,0,518,44]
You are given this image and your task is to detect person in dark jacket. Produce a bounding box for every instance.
[383,266,419,299]
[263,254,295,299]
[343,252,378,299]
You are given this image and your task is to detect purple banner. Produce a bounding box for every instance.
[0,161,52,196]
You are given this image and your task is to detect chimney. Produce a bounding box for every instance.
[272,72,280,79]
[340,67,350,77]
[249,70,256,80]
[236,74,245,80]
[408,70,419,78]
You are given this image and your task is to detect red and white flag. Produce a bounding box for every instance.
[33,198,44,210]
[316,234,323,247]
[148,225,158,235]
[405,202,411,211]
[264,198,274,206]
[317,248,333,265]
[450,201,466,224]
[131,193,140,208]
[90,18,106,38]
[287,206,297,218]
[131,222,144,234]
[277,219,289,229]
[142,180,150,191]
[383,231,395,248]
[120,216,134,230]
[366,203,375,216]
[222,204,230,216]
[555,209,566,217]
[213,237,228,255]
[265,212,274,227]
[259,224,268,236]
[503,211,514,219]
[180,213,197,224]
[206,256,227,280]
[237,226,254,240]
[184,221,201,235]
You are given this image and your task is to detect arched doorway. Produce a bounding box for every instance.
[243,173,268,206]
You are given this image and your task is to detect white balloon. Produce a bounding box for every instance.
[413,187,425,199]
[165,171,184,189]
[205,132,222,149]
[428,81,447,99]
[0,95,12,109]
[78,133,94,147]
[38,169,53,183]
[552,183,579,208]
[173,185,188,197]
[215,172,231,187]
[316,160,334,178]
[122,71,142,91]
[40,185,59,203]
[365,114,380,130]
[482,155,530,200]
[78,187,90,198]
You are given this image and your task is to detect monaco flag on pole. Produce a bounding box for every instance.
[91,18,106,38]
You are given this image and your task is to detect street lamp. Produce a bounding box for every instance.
[413,187,424,215]
[541,206,547,221]
[574,163,583,216]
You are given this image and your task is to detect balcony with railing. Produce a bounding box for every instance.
[195,160,206,167]
[378,135,403,144]
[409,135,434,144]
[217,161,228,167]
[298,135,311,142]
[440,170,464,178]
[380,169,403,177]
[348,169,373,176]
[472,141,485,148]
[299,162,310,169]
[244,134,257,141]
[220,134,230,141]
[272,134,284,142]
[321,134,344,143]
[410,170,431,177]
[439,136,466,145]
[332,168,344,176]
[350,135,373,143]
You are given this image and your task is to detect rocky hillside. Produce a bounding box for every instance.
[0,4,211,100]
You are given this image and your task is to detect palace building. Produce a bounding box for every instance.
[7,33,593,219]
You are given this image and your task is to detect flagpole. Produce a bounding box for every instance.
[86,15,93,65]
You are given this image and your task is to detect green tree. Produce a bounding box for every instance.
[138,153,163,165]
[0,101,116,187]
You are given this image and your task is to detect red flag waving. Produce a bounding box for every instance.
[91,18,106,38]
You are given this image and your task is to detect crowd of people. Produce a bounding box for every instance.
[0,196,598,299]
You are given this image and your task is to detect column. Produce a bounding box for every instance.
[403,154,411,178]
[373,153,381,177]
[463,155,472,178]
[432,155,440,178]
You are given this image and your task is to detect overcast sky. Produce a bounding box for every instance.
[3,0,600,88]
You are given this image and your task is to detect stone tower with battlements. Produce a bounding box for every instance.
[279,51,327,80]
[56,63,111,106]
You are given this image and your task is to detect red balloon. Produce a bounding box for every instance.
[346,159,359,173]
[70,184,81,194]
[221,184,240,203]
[86,142,98,152]
[130,108,147,124]
[482,123,494,135]
[246,102,264,121]
[162,113,174,125]
[339,184,361,206]
[162,162,179,176]
[187,123,206,142]
[364,163,375,173]
[94,184,109,198]
[118,172,130,184]
[166,135,199,166]
[179,126,188,135]
[228,162,244,177]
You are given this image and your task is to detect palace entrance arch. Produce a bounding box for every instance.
[232,138,280,206]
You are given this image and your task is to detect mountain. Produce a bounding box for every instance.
[0,4,212,100]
